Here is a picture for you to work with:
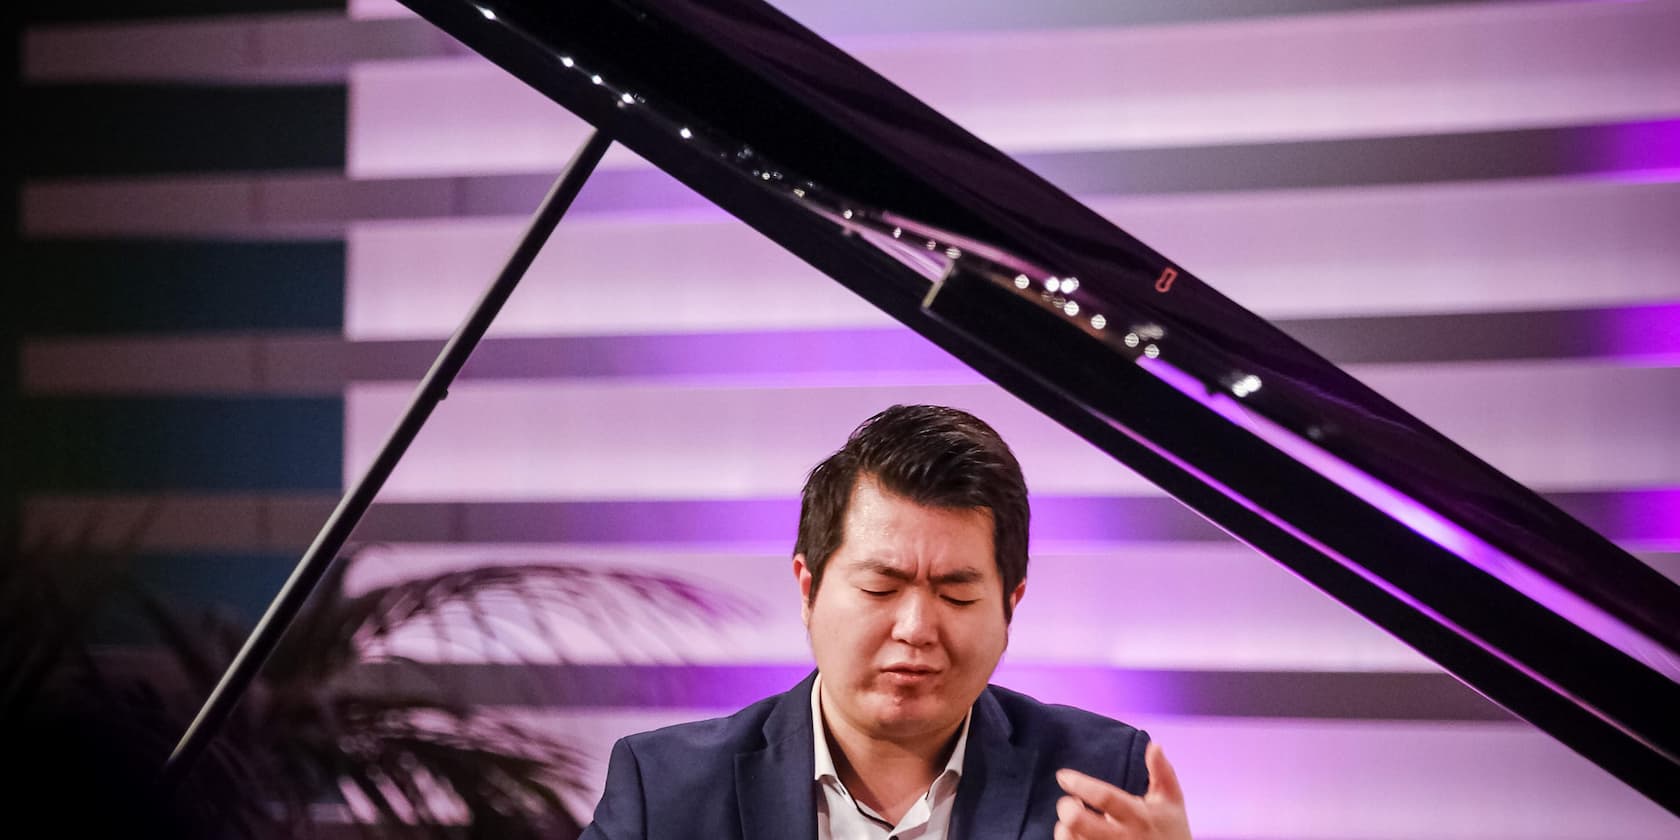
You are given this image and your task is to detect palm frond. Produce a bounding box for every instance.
[113,549,746,838]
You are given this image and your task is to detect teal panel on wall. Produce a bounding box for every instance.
[22,85,346,177]
[89,551,297,644]
[17,397,343,492]
[16,241,344,335]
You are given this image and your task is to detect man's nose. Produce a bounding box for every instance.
[890,590,939,646]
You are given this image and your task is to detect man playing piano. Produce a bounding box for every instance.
[582,404,1192,839]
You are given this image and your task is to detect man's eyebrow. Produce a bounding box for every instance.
[930,568,984,586]
[852,560,984,586]
[853,560,914,581]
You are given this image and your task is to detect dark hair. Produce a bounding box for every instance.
[794,405,1030,621]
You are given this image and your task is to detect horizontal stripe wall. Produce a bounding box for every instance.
[13,1,348,637]
[17,0,1680,837]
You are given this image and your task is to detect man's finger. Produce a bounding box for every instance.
[1055,794,1113,839]
[1056,768,1145,824]
[1144,741,1184,805]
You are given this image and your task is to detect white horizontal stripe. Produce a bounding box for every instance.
[344,179,1680,341]
[345,214,886,339]
[344,380,1154,499]
[348,0,1543,29]
[346,1,1680,177]
[513,708,1679,840]
[30,490,1674,558]
[344,366,1680,500]
[1090,180,1680,318]
[350,0,406,20]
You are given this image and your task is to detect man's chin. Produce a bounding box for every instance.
[860,697,956,737]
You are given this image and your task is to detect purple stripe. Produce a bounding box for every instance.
[1550,488,1680,546]
[350,328,968,382]
[348,662,1508,720]
[346,304,1680,385]
[417,123,1680,219]
[1581,119,1680,182]
[351,491,1677,546]
[20,307,1678,397]
[1025,121,1680,195]
[1583,303,1680,365]
[358,498,802,544]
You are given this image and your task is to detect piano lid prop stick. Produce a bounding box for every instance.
[159,130,615,788]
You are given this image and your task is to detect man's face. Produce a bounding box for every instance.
[795,475,1025,745]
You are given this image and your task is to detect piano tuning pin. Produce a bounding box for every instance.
[590,74,603,85]
[1090,314,1106,329]
[1064,301,1079,316]
[620,92,635,104]
[561,56,574,67]
[945,247,962,259]
[1046,277,1061,293]
[925,240,938,250]
[1124,333,1139,348]
[1062,277,1079,293]
[1144,344,1160,359]
[1014,274,1030,289]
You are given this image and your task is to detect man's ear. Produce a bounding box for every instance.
[793,554,814,626]
[1007,578,1026,616]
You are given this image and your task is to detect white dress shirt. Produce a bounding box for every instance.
[811,676,971,840]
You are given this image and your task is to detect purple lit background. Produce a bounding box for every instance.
[330,0,1679,833]
[15,0,1676,835]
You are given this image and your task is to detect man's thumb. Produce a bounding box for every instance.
[1145,741,1184,804]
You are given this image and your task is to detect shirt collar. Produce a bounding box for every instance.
[810,674,971,784]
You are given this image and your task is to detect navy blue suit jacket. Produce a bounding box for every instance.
[580,672,1151,839]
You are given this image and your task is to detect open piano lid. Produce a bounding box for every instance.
[394,0,1678,811]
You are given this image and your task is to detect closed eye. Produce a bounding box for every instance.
[861,589,894,597]
[942,596,978,606]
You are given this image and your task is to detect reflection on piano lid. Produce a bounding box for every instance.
[395,0,1678,811]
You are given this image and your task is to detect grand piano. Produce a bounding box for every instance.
[371,0,1679,815]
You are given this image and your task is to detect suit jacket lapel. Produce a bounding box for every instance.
[735,671,818,840]
[950,687,1037,840]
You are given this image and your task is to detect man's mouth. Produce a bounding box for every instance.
[881,664,941,675]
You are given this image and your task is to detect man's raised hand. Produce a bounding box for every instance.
[1053,742,1190,840]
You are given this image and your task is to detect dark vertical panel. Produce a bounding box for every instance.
[16,398,344,492]
[20,85,347,177]
[92,552,298,643]
[16,241,345,334]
